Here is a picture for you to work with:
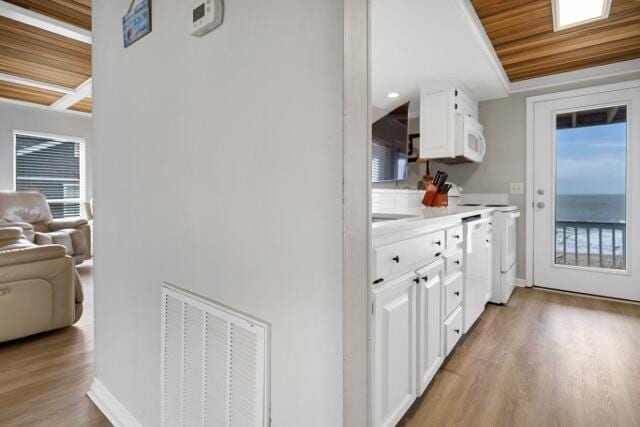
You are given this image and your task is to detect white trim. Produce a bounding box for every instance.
[0,0,91,44]
[457,0,510,95]
[552,0,612,32]
[510,59,640,94]
[514,278,528,288]
[525,79,640,289]
[343,0,371,425]
[50,78,92,111]
[87,379,143,427]
[525,97,535,286]
[0,97,91,117]
[525,79,640,104]
[0,72,73,94]
[12,129,86,143]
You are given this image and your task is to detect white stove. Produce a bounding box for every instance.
[458,203,518,213]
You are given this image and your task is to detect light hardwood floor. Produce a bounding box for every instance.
[400,287,640,427]
[0,261,110,427]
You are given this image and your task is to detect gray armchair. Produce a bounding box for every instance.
[0,191,91,264]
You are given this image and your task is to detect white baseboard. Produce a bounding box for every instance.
[88,378,142,427]
[515,278,529,288]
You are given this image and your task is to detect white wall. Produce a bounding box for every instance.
[92,1,344,426]
[0,102,93,199]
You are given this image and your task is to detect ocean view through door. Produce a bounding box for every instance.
[554,107,627,271]
[531,82,640,301]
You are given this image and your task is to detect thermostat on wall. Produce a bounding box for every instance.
[191,0,223,37]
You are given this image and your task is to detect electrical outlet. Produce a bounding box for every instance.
[510,183,524,195]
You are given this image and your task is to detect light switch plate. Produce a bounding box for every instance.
[510,183,524,195]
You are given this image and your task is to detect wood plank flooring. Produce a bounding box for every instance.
[0,261,110,427]
[400,287,640,427]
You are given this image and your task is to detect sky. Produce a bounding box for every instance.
[556,122,627,195]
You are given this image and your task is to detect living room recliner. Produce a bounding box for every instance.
[0,191,91,264]
[0,227,83,343]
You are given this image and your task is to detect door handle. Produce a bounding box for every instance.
[537,202,545,209]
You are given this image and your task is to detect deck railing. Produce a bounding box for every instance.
[555,221,626,270]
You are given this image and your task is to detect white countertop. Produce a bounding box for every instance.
[372,205,495,237]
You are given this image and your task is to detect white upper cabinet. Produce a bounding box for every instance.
[373,272,417,427]
[419,86,485,163]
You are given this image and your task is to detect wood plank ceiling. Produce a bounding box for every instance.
[0,0,92,113]
[471,0,640,82]
[4,0,91,30]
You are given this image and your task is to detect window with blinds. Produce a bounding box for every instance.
[15,134,84,218]
[372,140,390,182]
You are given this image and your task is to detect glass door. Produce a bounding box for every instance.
[532,84,640,301]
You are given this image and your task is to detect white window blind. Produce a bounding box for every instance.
[372,140,390,182]
[15,134,84,218]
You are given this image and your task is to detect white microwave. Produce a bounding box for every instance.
[454,114,486,163]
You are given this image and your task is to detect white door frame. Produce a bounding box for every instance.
[525,79,640,288]
[343,0,371,426]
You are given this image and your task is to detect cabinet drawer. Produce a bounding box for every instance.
[374,231,445,282]
[444,272,463,318]
[444,307,463,356]
[445,249,463,276]
[446,225,464,249]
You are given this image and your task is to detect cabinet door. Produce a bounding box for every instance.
[373,273,417,427]
[419,89,455,159]
[416,260,444,396]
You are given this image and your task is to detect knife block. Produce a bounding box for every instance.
[422,184,449,207]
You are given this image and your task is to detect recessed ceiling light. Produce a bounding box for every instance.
[387,92,400,99]
[552,0,612,31]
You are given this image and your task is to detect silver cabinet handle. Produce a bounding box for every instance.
[537,202,545,209]
[537,189,545,195]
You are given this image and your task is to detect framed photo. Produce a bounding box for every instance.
[123,0,152,48]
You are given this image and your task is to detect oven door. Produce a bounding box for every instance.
[501,212,520,273]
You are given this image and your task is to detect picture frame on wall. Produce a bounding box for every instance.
[123,0,152,48]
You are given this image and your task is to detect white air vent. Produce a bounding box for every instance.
[161,284,270,427]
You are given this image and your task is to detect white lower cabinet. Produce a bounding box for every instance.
[373,272,417,427]
[372,219,482,427]
[416,260,444,396]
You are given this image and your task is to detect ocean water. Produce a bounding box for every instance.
[555,194,626,257]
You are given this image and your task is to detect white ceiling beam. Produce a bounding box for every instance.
[50,78,92,111]
[0,72,74,94]
[509,58,640,93]
[0,0,91,44]
[458,0,511,96]
[0,96,90,116]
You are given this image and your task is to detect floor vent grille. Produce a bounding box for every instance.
[161,283,269,427]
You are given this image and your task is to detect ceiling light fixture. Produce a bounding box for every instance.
[387,92,400,99]
[552,0,612,31]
